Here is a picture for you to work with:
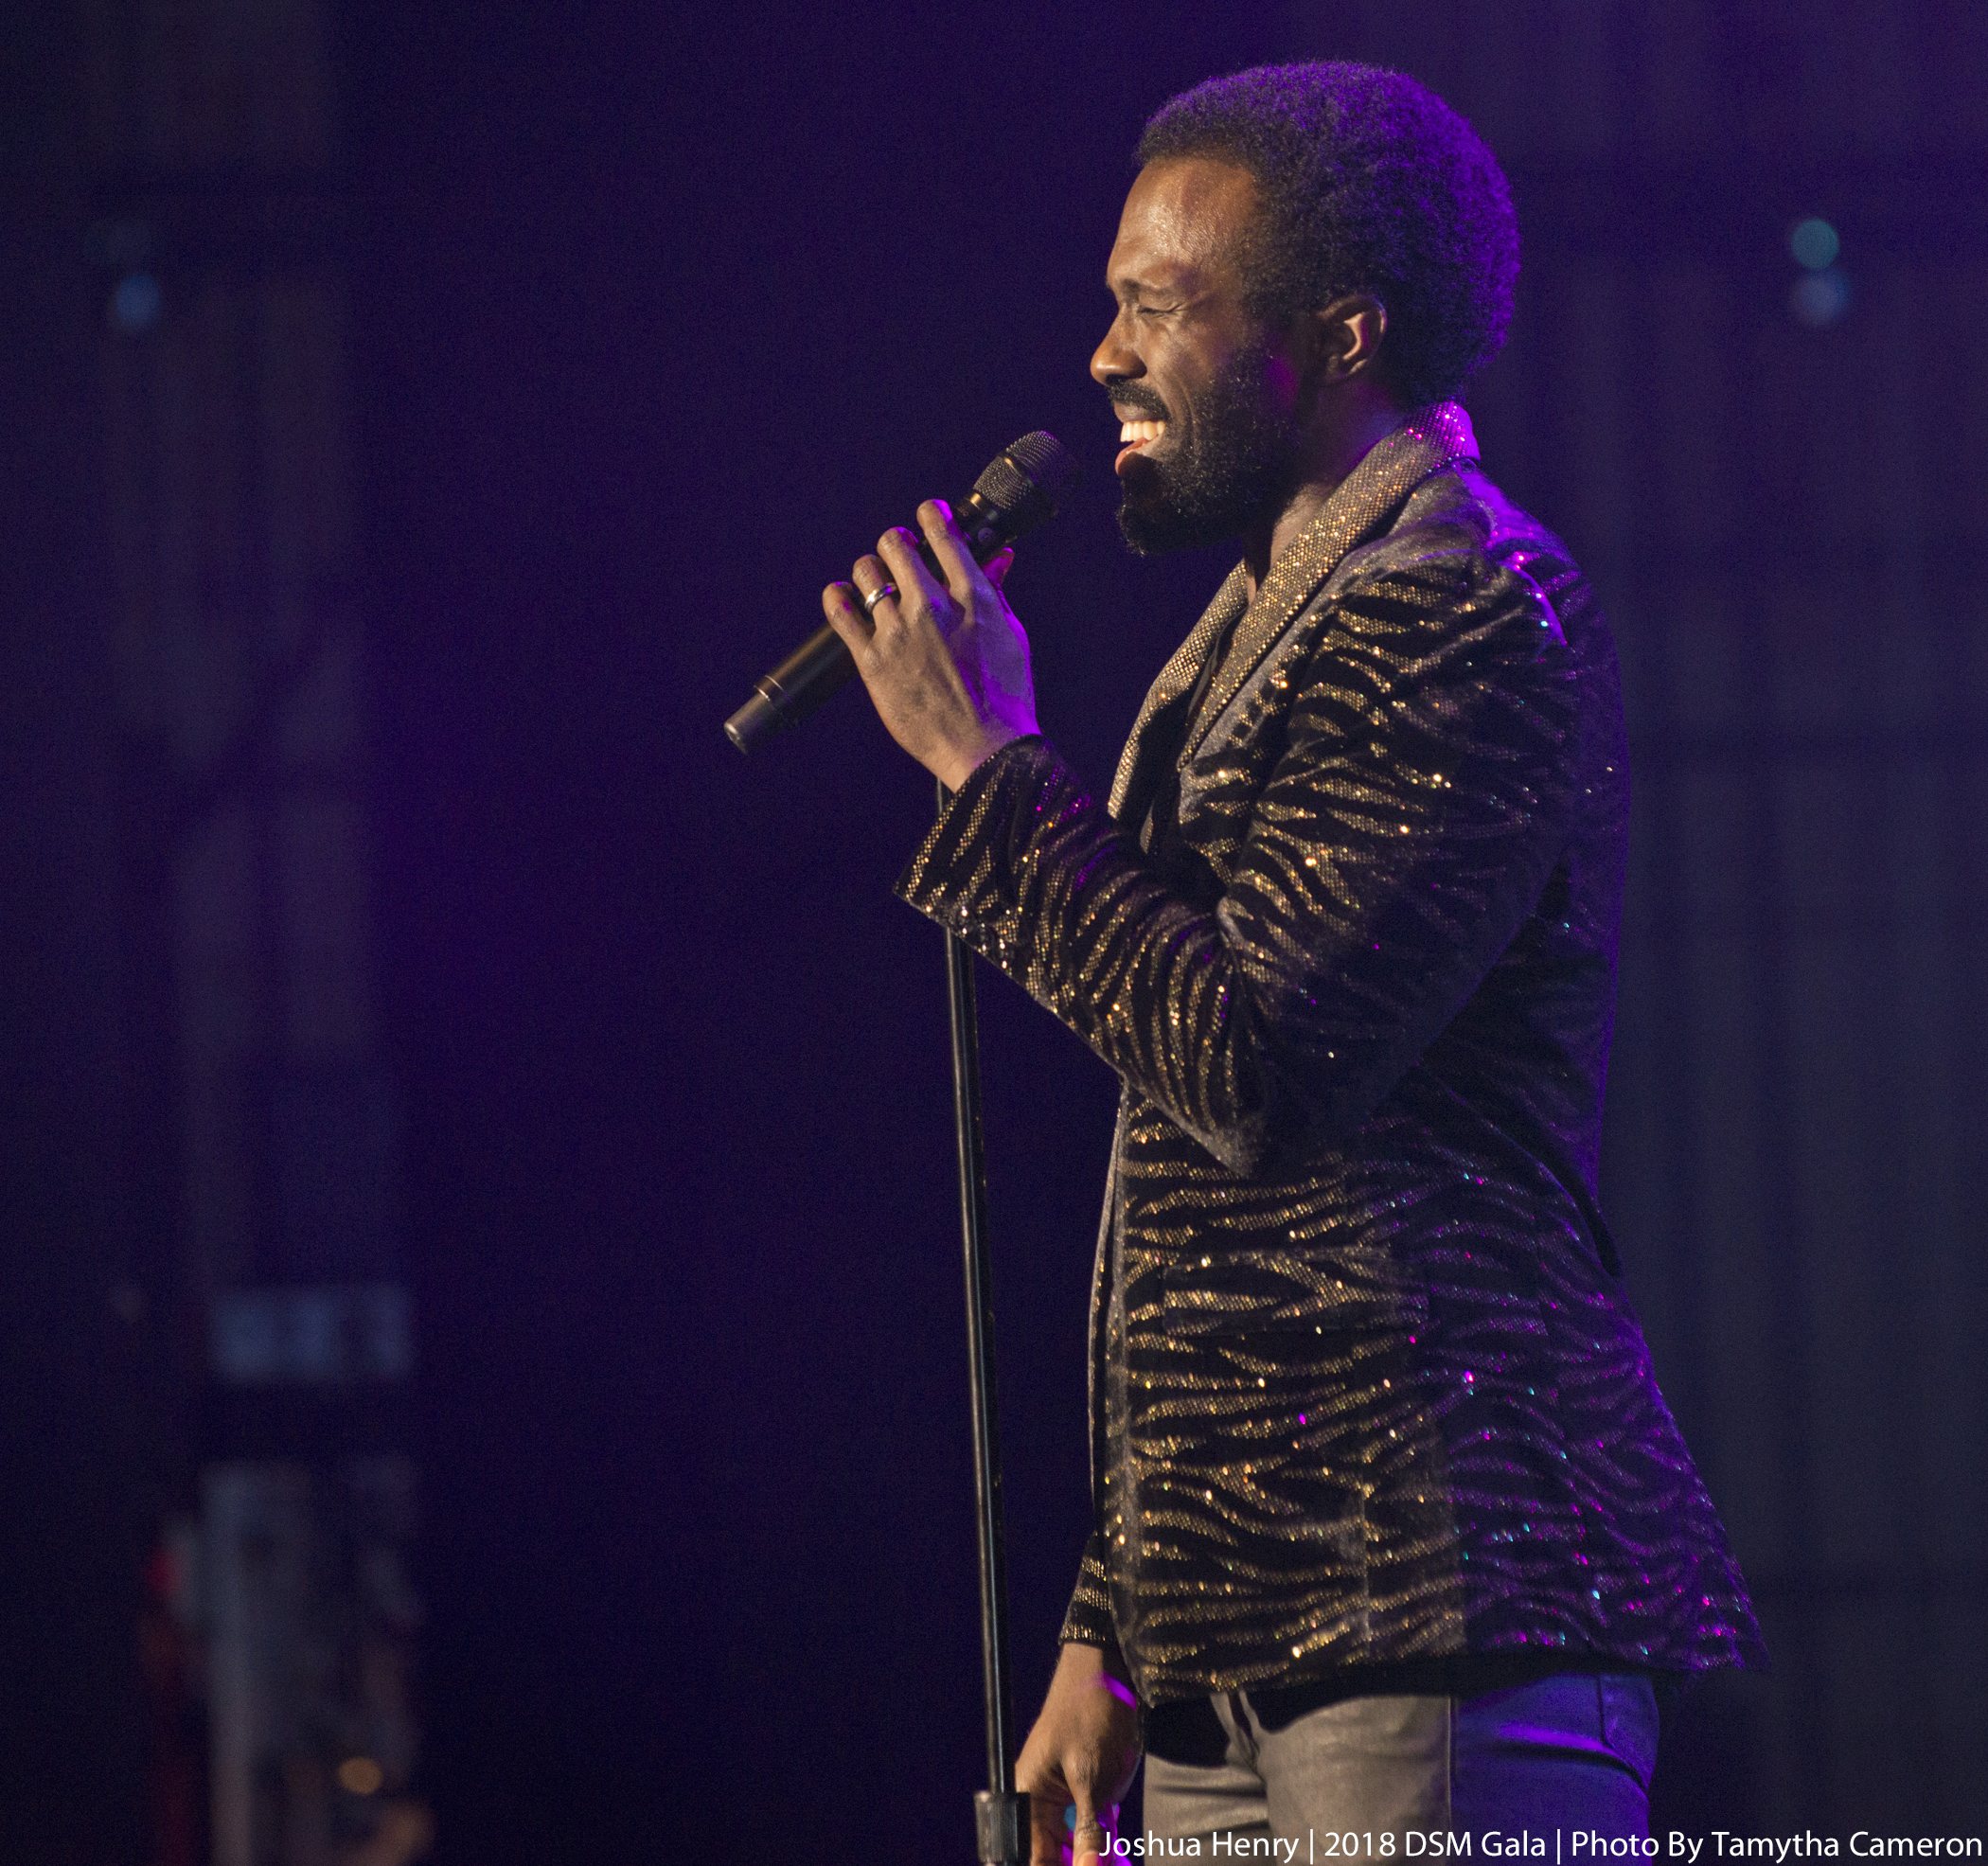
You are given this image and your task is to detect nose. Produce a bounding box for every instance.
[1091,307,1142,390]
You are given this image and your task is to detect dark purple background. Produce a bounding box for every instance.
[7,1,1986,1857]
[351,6,1285,1856]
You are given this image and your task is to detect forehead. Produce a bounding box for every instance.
[1106,155,1264,293]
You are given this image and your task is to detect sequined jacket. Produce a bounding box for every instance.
[898,404,1764,1705]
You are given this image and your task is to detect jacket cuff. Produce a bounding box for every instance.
[1057,1531,1119,1650]
[895,734,1080,933]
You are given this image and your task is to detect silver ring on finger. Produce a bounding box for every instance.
[861,581,898,618]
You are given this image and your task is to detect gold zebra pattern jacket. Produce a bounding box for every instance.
[898,403,1765,1704]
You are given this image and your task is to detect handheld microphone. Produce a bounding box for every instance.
[723,431,1081,755]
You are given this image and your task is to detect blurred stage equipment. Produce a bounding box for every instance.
[723,431,1081,754]
[80,0,430,1859]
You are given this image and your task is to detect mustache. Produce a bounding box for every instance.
[1105,379,1169,421]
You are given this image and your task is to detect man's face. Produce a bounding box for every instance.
[1092,157,1305,555]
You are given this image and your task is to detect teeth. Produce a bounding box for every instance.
[1119,419,1165,443]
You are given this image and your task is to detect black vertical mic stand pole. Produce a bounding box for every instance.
[938,775,1030,1866]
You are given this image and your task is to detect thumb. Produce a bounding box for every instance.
[1071,1786,1108,1866]
[984,546,1017,592]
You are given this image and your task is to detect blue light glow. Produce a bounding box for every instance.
[1790,218,1840,271]
[109,272,163,333]
[1790,269,1851,328]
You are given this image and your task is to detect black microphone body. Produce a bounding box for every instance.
[724,432,1079,755]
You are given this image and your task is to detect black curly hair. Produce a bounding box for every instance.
[1137,62,1519,409]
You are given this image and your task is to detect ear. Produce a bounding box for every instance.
[1305,293,1387,384]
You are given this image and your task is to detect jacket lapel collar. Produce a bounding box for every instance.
[1176,402,1481,767]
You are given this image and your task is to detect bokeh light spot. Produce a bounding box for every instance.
[336,1756,385,1796]
[109,273,162,334]
[1790,218,1839,271]
[1790,269,1850,328]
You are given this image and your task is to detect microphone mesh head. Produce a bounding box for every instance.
[971,453,1035,514]
[972,431,1083,516]
[1003,432,1081,507]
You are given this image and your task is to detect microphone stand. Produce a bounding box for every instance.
[938,775,1029,1866]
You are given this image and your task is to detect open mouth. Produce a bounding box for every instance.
[1115,418,1167,473]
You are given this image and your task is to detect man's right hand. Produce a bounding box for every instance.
[1015,1642,1143,1865]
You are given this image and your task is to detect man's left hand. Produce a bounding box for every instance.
[822,500,1039,791]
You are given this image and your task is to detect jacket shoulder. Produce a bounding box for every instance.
[1351,463,1582,579]
[1322,459,1600,646]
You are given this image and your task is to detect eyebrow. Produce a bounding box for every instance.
[1110,273,1184,306]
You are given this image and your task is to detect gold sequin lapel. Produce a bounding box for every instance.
[1108,402,1484,830]
[1182,403,1482,761]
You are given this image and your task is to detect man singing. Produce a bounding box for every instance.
[823,62,1762,1857]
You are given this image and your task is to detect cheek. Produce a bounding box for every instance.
[1261,352,1302,410]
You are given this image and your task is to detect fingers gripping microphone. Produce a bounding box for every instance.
[723,431,1081,755]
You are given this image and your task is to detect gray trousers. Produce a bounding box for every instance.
[1141,1673,1659,1849]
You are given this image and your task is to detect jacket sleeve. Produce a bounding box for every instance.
[896,552,1581,1174]
[1057,1532,1118,1649]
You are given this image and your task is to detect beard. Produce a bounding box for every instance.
[1114,340,1305,556]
